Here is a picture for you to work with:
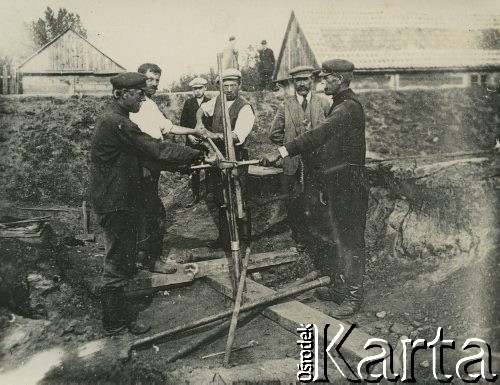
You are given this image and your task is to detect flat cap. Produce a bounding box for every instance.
[289,65,315,78]
[261,40,267,44]
[110,72,148,90]
[216,68,242,83]
[189,77,208,87]
[318,59,354,76]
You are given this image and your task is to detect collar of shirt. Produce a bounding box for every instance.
[296,92,312,105]
[110,100,130,117]
[196,97,205,106]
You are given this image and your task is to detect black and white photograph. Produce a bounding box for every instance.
[0,0,499,383]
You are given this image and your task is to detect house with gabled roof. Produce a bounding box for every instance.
[274,3,500,91]
[17,28,126,95]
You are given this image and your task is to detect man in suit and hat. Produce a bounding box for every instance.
[260,59,368,318]
[258,40,275,90]
[90,72,203,335]
[195,68,255,250]
[181,77,212,207]
[269,65,330,252]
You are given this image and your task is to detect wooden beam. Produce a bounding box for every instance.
[206,274,377,362]
[121,249,298,294]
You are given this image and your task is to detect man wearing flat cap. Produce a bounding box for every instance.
[269,65,330,252]
[258,40,275,90]
[196,68,255,250]
[130,63,205,275]
[181,77,212,207]
[90,72,203,336]
[261,59,368,318]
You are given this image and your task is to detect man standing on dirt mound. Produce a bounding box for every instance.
[181,77,212,208]
[130,63,205,274]
[90,72,203,335]
[260,59,368,318]
[268,65,330,252]
[195,68,255,250]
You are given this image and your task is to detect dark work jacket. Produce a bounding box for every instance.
[180,95,212,129]
[258,48,275,72]
[211,95,254,160]
[284,88,366,191]
[90,101,201,214]
[180,95,212,149]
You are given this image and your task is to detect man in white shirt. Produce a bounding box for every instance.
[195,68,255,250]
[130,63,205,274]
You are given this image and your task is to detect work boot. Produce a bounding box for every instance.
[315,286,345,304]
[328,284,363,319]
[120,301,152,335]
[101,286,127,336]
[150,259,177,274]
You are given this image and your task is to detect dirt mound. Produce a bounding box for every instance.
[1,88,499,206]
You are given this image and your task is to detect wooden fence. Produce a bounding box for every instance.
[1,65,19,94]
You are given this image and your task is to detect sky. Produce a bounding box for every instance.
[0,0,302,88]
[0,0,498,88]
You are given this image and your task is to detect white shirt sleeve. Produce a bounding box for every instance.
[130,98,173,139]
[200,98,216,117]
[232,104,255,146]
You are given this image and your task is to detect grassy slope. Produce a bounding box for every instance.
[0,88,498,205]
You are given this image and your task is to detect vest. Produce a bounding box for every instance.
[211,95,253,160]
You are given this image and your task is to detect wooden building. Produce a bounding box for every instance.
[274,4,500,91]
[17,29,126,95]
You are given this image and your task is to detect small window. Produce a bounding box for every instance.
[470,74,480,86]
[480,74,488,84]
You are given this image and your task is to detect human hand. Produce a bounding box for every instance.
[259,149,281,167]
[188,134,202,145]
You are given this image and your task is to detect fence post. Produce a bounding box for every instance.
[2,65,8,95]
[10,67,17,94]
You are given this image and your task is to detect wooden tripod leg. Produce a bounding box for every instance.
[224,246,252,367]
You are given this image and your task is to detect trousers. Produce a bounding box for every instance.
[98,211,139,288]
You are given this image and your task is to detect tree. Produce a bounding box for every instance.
[29,7,87,48]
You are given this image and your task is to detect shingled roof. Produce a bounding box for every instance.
[280,2,500,73]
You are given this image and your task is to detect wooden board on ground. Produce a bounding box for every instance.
[205,274,377,363]
[108,249,298,295]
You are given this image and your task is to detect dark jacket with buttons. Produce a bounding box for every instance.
[90,101,200,214]
[284,88,366,189]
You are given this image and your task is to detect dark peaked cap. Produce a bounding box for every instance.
[110,72,148,90]
[318,59,355,76]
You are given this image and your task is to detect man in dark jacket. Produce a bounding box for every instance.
[260,59,368,318]
[181,77,212,207]
[258,40,275,90]
[90,72,202,335]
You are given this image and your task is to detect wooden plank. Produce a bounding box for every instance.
[122,249,298,294]
[206,274,376,362]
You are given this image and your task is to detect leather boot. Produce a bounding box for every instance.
[329,253,364,318]
[315,273,346,304]
[120,300,151,335]
[329,284,363,319]
[101,286,127,336]
[150,259,177,274]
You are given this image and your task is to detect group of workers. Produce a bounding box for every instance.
[89,57,368,336]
